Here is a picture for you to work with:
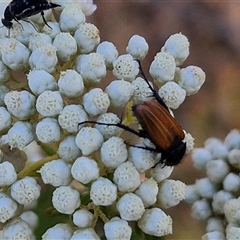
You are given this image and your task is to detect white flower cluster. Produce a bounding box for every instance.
[0,1,205,239]
[185,129,240,239]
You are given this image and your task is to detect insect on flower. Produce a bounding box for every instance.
[79,61,187,167]
[1,0,61,31]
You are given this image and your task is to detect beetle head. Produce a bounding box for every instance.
[162,140,187,166]
[1,18,13,29]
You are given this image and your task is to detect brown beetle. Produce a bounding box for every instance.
[79,62,187,166]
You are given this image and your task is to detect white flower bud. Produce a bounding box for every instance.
[206,159,230,183]
[100,137,128,169]
[206,217,225,233]
[43,22,61,39]
[105,79,133,107]
[161,33,190,66]
[36,117,61,144]
[75,53,106,86]
[71,156,99,184]
[0,193,18,223]
[94,113,121,139]
[1,38,30,71]
[104,217,132,240]
[226,227,240,239]
[96,41,118,68]
[53,32,77,61]
[78,1,97,16]
[4,90,36,120]
[71,228,100,240]
[202,231,225,240]
[204,138,228,160]
[138,208,172,237]
[0,61,10,84]
[27,69,58,95]
[83,88,110,116]
[73,209,93,228]
[28,32,52,52]
[158,82,186,109]
[112,54,139,82]
[3,218,34,240]
[90,177,117,206]
[228,149,240,169]
[195,178,218,199]
[0,106,12,131]
[128,145,159,173]
[177,66,206,96]
[42,223,73,240]
[223,173,240,192]
[59,3,86,34]
[58,70,84,98]
[39,159,72,187]
[75,127,104,155]
[191,199,213,220]
[212,190,234,215]
[113,161,141,192]
[52,186,80,214]
[74,23,100,53]
[8,121,34,150]
[224,129,240,150]
[183,131,195,153]
[58,104,88,133]
[20,211,38,230]
[191,148,212,171]
[135,178,158,207]
[185,184,201,204]
[126,35,149,61]
[158,180,186,208]
[131,77,153,104]
[117,193,145,221]
[29,43,58,73]
[149,163,174,183]
[36,91,64,117]
[57,136,81,162]
[149,52,176,84]
[224,198,240,224]
[0,162,17,187]
[11,177,41,205]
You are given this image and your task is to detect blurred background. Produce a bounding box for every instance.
[89,1,240,239]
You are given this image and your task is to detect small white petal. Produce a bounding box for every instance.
[149,52,176,84]
[90,177,117,206]
[138,208,172,237]
[75,127,104,155]
[161,33,190,66]
[73,209,93,228]
[126,35,149,61]
[42,223,73,240]
[71,156,99,184]
[52,186,80,214]
[117,193,145,221]
[158,81,186,109]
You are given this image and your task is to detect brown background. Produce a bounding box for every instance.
[89,1,240,239]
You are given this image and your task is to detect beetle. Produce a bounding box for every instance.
[1,0,61,30]
[79,61,187,167]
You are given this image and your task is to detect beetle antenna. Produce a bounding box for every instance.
[136,60,169,110]
[78,120,144,138]
[40,11,52,29]
[21,19,39,32]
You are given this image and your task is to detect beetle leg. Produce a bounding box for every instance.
[40,11,52,29]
